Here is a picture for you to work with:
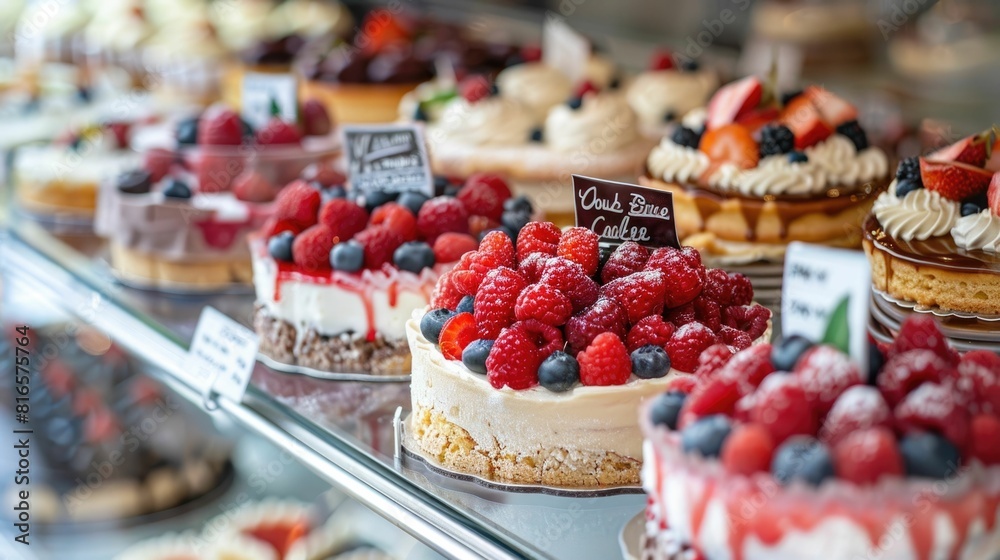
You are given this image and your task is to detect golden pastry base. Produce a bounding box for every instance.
[301,80,418,123]
[16,180,99,217]
[109,244,253,289]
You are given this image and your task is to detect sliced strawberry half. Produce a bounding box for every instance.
[438,312,477,360]
[734,106,780,133]
[988,172,1000,216]
[781,96,833,149]
[705,76,763,130]
[919,158,993,202]
[802,86,858,127]
[929,128,995,167]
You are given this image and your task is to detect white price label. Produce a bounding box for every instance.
[781,243,870,364]
[241,72,298,130]
[187,307,259,404]
[543,16,590,85]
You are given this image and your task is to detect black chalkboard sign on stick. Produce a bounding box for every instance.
[571,175,680,251]
[342,124,434,197]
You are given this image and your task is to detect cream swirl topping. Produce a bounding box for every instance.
[805,135,889,186]
[873,188,959,241]
[429,97,535,146]
[626,70,718,128]
[711,156,828,196]
[496,62,572,121]
[647,137,709,183]
[544,93,639,153]
[952,210,1000,253]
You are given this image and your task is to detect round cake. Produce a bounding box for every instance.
[625,51,718,139]
[407,222,772,487]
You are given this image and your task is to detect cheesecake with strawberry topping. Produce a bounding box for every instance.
[640,315,1000,560]
[639,77,890,264]
[406,223,771,487]
[252,173,520,375]
[864,128,1000,315]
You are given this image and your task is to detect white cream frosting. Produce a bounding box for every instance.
[544,92,639,153]
[84,2,152,52]
[873,188,960,241]
[270,0,353,39]
[952,209,1000,253]
[429,97,535,147]
[14,133,139,185]
[805,134,889,186]
[626,70,718,129]
[496,62,572,121]
[681,107,707,130]
[211,0,274,50]
[647,137,709,183]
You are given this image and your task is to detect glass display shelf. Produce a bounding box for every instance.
[0,214,644,560]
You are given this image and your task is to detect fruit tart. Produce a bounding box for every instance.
[251,173,521,376]
[639,78,891,264]
[640,315,1000,560]
[406,224,772,487]
[864,128,1000,315]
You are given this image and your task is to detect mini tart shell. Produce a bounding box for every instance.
[109,243,254,288]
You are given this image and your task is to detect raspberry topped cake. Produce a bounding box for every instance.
[252,173,521,375]
[406,223,771,487]
[864,128,1000,315]
[641,315,1000,560]
[640,78,890,264]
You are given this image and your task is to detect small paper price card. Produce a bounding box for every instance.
[543,16,590,84]
[572,175,680,251]
[342,124,434,197]
[241,72,298,130]
[187,307,259,404]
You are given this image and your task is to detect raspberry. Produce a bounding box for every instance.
[486,326,541,390]
[645,248,703,308]
[795,345,863,414]
[256,118,303,145]
[702,269,733,305]
[452,251,504,295]
[438,312,477,360]
[468,215,499,238]
[556,227,600,276]
[416,197,469,243]
[664,303,696,326]
[143,147,174,183]
[890,315,958,365]
[682,373,740,421]
[262,217,303,238]
[319,198,368,241]
[723,304,771,340]
[718,326,752,351]
[274,180,321,229]
[895,382,970,449]
[625,316,675,353]
[819,385,892,446]
[539,257,599,312]
[716,343,775,394]
[564,298,628,355]
[456,173,511,221]
[601,241,649,284]
[515,284,572,326]
[517,252,551,283]
[679,246,705,271]
[515,319,564,359]
[722,423,775,476]
[459,75,492,103]
[667,375,698,394]
[600,271,666,324]
[516,221,561,263]
[432,232,478,263]
[693,296,722,332]
[430,270,463,309]
[197,106,243,145]
[196,155,239,192]
[729,273,754,306]
[877,349,951,407]
[291,225,336,271]
[355,226,404,269]
[693,344,734,378]
[957,351,1000,414]
[370,202,417,241]
[474,267,528,339]
[666,322,718,373]
[832,427,904,485]
[478,230,515,269]
[968,414,1000,465]
[748,375,817,445]
[577,332,632,386]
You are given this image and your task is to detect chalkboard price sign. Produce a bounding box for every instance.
[571,175,680,251]
[342,124,434,197]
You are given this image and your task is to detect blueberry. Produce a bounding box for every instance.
[567,96,583,110]
[649,391,686,430]
[681,415,732,458]
[671,126,701,149]
[836,120,869,151]
[330,240,364,272]
[631,345,671,379]
[444,184,462,198]
[76,85,92,102]
[322,185,348,202]
[501,210,531,233]
[413,104,429,122]
[661,109,677,122]
[393,241,436,273]
[462,339,493,374]
[961,202,983,217]
[503,195,533,215]
[398,191,429,215]
[529,127,543,142]
[787,151,809,164]
[116,169,152,194]
[680,58,700,71]
[771,436,834,486]
[176,116,199,145]
[867,338,885,385]
[489,82,500,96]
[456,295,474,314]
[896,157,921,183]
[538,351,580,392]
[433,175,452,196]
[770,335,814,371]
[267,232,295,262]
[479,226,515,243]
[363,190,397,212]
[163,179,192,199]
[895,178,923,198]
[900,432,961,479]
[420,308,455,344]
[240,118,254,138]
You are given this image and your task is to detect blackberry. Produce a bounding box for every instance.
[836,120,869,151]
[671,126,702,149]
[758,124,795,156]
[895,157,921,183]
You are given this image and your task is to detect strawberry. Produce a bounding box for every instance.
[291,225,336,271]
[705,76,762,130]
[919,158,993,202]
[274,180,321,229]
[459,75,492,103]
[256,118,303,146]
[233,170,276,202]
[781,96,833,149]
[928,128,994,166]
[438,312,477,360]
[574,80,599,99]
[699,124,759,169]
[734,106,779,133]
[802,86,858,127]
[197,106,243,146]
[988,172,1000,216]
[301,98,333,137]
[650,49,675,70]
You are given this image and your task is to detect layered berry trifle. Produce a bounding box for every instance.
[96,102,338,288]
[625,51,718,138]
[639,78,890,264]
[406,223,771,487]
[864,128,1000,315]
[641,315,1000,560]
[252,173,521,376]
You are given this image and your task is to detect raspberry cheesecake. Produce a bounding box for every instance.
[252,174,519,376]
[407,223,771,487]
[639,78,890,264]
[640,315,1000,560]
[864,129,1000,315]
